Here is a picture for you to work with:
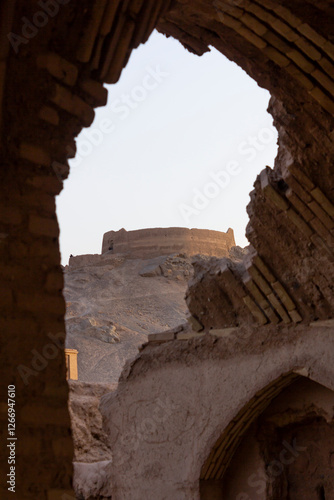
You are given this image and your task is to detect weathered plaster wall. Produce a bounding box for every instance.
[101,324,334,500]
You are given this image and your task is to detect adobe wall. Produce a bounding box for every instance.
[101,227,236,258]
[101,322,334,500]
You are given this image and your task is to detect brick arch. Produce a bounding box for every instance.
[0,1,333,499]
[199,368,334,499]
[200,370,302,483]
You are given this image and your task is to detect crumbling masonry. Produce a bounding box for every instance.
[0,0,334,499]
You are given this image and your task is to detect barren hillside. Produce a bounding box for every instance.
[64,252,193,384]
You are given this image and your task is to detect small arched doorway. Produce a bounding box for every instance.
[200,374,334,499]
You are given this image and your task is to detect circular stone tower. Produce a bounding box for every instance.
[101,227,236,259]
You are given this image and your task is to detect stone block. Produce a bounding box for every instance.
[312,69,334,97]
[271,18,299,42]
[220,13,242,30]
[0,206,22,225]
[76,0,108,62]
[241,13,267,36]
[177,331,205,340]
[37,53,78,86]
[215,1,244,17]
[286,49,315,73]
[285,63,314,91]
[272,281,296,312]
[19,143,51,166]
[79,79,108,107]
[295,37,321,61]
[244,277,280,324]
[99,0,122,36]
[252,255,276,284]
[309,87,334,115]
[148,332,175,342]
[242,296,267,325]
[46,272,64,293]
[310,319,334,328]
[27,175,62,195]
[39,106,60,126]
[238,26,267,49]
[209,327,238,338]
[265,30,291,53]
[309,217,332,241]
[311,187,334,218]
[286,208,313,238]
[273,5,302,28]
[51,84,95,127]
[247,3,275,24]
[297,23,327,49]
[286,189,313,221]
[17,292,66,316]
[288,163,314,191]
[285,173,313,205]
[29,215,59,238]
[187,315,204,332]
[308,200,334,230]
[246,264,272,295]
[324,40,334,61]
[289,309,302,323]
[318,57,334,78]
[267,293,291,324]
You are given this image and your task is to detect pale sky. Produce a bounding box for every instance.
[56,31,278,265]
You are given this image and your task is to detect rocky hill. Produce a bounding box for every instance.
[64,252,196,384]
[63,227,242,385]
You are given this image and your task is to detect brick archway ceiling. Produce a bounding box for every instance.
[3,0,334,329]
[158,0,334,328]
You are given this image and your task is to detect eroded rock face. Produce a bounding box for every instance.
[68,381,114,463]
[73,461,113,500]
[69,381,114,500]
[64,253,190,384]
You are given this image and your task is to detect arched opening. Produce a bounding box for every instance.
[1,1,333,498]
[56,30,277,264]
[200,374,334,499]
